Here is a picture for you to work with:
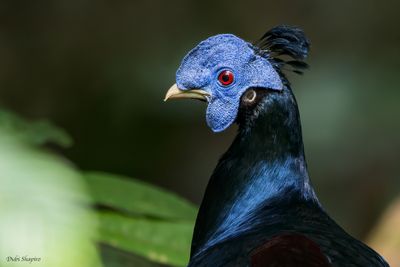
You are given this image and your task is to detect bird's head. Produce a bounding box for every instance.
[165,26,310,133]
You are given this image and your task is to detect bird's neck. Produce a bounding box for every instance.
[191,89,319,257]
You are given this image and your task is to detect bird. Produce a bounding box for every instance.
[164,25,389,267]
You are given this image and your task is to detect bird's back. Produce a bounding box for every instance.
[189,197,389,267]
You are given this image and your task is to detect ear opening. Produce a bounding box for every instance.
[254,25,310,75]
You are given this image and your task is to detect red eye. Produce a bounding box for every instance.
[218,70,234,86]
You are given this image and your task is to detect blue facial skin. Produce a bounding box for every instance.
[176,34,283,132]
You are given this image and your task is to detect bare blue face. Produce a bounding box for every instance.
[176,34,283,132]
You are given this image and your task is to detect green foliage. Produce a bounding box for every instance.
[84,172,196,267]
[0,109,196,267]
[84,172,197,221]
[99,244,168,267]
[0,112,100,267]
[98,212,193,266]
[0,110,72,147]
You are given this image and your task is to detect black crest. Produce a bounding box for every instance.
[254,25,310,75]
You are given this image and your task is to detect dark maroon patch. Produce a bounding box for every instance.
[250,234,332,267]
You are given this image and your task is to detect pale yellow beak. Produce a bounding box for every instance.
[164,84,209,102]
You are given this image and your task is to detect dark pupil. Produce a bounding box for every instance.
[222,74,230,82]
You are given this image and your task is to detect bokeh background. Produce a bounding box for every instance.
[0,0,399,266]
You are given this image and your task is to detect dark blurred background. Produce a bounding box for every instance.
[0,0,399,241]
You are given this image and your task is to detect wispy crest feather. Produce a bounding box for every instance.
[254,25,310,75]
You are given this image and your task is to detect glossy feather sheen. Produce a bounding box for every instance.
[188,87,389,267]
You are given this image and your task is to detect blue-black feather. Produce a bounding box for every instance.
[254,25,311,75]
[188,84,388,266]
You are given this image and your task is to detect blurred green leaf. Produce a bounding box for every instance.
[0,109,196,267]
[84,172,196,266]
[84,172,197,221]
[0,130,101,267]
[97,212,193,267]
[0,109,73,148]
[100,244,168,267]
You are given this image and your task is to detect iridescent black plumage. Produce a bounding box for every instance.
[187,26,389,266]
